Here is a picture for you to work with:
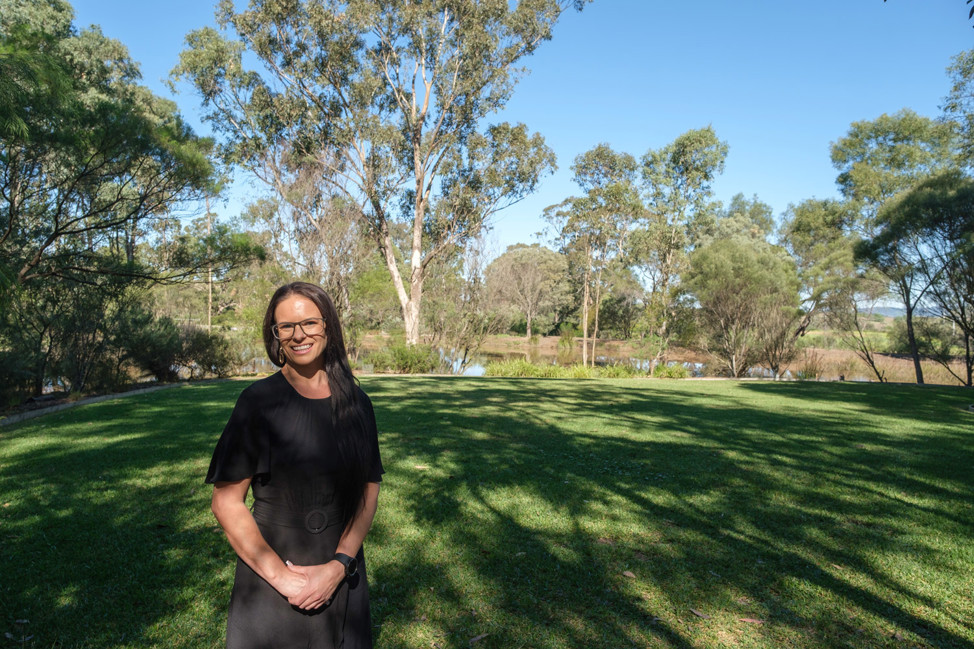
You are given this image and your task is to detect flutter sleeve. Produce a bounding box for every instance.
[361,391,385,483]
[205,389,264,484]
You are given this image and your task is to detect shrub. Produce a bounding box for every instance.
[652,363,690,379]
[796,349,823,381]
[484,358,539,377]
[368,343,439,374]
[597,363,642,379]
[557,322,577,350]
[181,327,238,379]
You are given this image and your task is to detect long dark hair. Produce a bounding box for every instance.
[263,282,372,527]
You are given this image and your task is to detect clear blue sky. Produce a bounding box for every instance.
[72,0,974,257]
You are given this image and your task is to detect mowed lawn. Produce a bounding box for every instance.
[0,377,972,649]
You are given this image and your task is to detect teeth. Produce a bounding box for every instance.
[292,344,312,351]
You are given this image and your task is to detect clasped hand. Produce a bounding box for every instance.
[278,560,345,610]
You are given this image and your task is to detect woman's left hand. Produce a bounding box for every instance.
[284,560,345,610]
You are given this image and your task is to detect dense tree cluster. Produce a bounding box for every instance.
[0,0,262,404]
[4,0,974,407]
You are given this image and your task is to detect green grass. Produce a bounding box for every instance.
[1,377,973,648]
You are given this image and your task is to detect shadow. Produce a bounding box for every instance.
[361,377,974,648]
[1,377,971,648]
[0,382,241,648]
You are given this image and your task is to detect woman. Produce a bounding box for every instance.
[206,282,383,648]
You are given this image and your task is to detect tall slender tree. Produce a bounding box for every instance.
[831,110,955,383]
[172,0,583,343]
[545,144,640,366]
[631,127,728,367]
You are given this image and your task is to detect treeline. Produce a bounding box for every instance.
[3,1,973,408]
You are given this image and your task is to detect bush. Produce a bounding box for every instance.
[652,363,690,379]
[181,327,238,379]
[484,358,540,377]
[0,350,35,407]
[557,322,577,350]
[484,359,646,379]
[598,363,643,379]
[368,343,439,374]
[795,349,823,380]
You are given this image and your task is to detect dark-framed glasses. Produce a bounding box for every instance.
[272,317,325,340]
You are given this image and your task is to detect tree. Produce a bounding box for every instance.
[831,110,956,383]
[702,193,774,245]
[424,238,508,374]
[631,126,728,367]
[0,2,225,293]
[172,0,584,344]
[877,170,974,385]
[485,244,569,338]
[780,198,859,337]
[545,143,641,365]
[685,238,799,378]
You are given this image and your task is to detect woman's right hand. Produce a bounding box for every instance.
[273,561,310,598]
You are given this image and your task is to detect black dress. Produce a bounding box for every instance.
[206,372,383,649]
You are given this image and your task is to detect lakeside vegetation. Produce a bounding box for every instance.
[1,377,972,648]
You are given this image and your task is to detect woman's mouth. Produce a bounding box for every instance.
[290,343,313,354]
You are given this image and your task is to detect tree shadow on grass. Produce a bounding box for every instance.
[1,377,971,648]
[0,382,241,648]
[363,377,974,649]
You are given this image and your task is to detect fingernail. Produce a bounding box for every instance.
[285,560,293,566]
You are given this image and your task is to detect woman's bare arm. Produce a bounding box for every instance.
[211,479,307,597]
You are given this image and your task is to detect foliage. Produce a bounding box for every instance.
[172,0,584,343]
[0,2,225,292]
[484,358,646,379]
[874,170,974,385]
[485,243,570,338]
[651,362,690,379]
[830,109,955,225]
[631,126,728,364]
[424,240,509,374]
[832,110,957,384]
[685,238,801,378]
[365,342,440,375]
[545,143,641,365]
[781,198,860,337]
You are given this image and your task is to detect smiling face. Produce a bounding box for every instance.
[274,294,327,371]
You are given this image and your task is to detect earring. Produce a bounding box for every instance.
[278,345,285,365]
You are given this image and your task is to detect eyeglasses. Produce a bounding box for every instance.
[272,318,325,340]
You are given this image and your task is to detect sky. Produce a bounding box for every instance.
[70,0,974,258]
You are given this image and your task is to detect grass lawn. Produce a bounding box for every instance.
[1,377,972,648]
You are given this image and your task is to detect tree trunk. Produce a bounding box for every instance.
[526,312,532,339]
[904,301,925,384]
[206,196,213,331]
[965,330,972,387]
[590,265,604,367]
[581,244,591,367]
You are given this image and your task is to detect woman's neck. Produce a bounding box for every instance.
[282,363,331,398]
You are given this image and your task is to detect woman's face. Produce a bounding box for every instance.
[274,294,327,369]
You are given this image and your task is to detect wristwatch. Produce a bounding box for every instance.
[334,552,358,578]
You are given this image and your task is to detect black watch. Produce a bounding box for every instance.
[334,552,358,578]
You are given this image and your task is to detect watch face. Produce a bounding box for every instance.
[346,556,358,577]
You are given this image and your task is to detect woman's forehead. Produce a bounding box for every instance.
[275,294,323,320]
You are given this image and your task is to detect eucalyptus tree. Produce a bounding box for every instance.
[631,126,728,366]
[545,143,641,365]
[831,110,956,383]
[486,243,570,339]
[173,0,584,344]
[875,170,974,385]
